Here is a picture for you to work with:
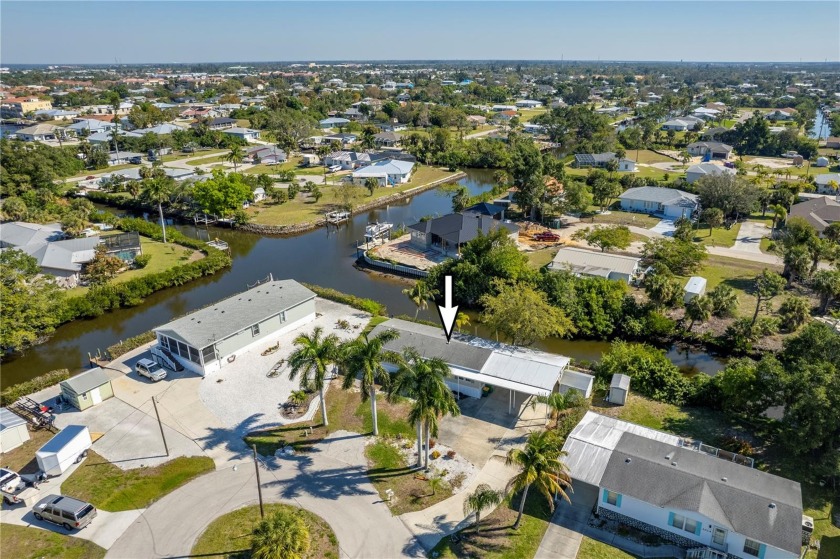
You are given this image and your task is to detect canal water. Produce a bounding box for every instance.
[809,109,831,140]
[1,168,725,387]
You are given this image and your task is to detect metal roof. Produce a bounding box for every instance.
[548,247,640,277]
[558,369,594,394]
[481,350,568,395]
[610,374,631,391]
[684,276,707,294]
[0,222,63,248]
[561,411,680,487]
[154,280,316,350]
[619,186,698,206]
[0,408,27,431]
[60,368,111,395]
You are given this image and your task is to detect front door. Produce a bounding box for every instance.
[711,526,727,549]
[91,388,102,405]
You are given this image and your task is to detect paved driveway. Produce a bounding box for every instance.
[650,218,677,236]
[534,481,598,559]
[733,221,769,254]
[106,431,422,559]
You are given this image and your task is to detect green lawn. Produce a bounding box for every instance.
[190,504,339,559]
[0,524,106,559]
[527,248,559,269]
[431,491,554,559]
[588,210,661,228]
[184,154,229,166]
[247,166,460,226]
[517,108,548,122]
[242,157,303,175]
[71,163,139,178]
[578,537,639,559]
[631,149,677,164]
[66,236,202,297]
[61,451,215,511]
[693,223,740,248]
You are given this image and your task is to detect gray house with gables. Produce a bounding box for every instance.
[153,280,316,376]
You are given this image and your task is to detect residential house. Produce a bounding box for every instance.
[687,141,733,160]
[87,130,143,145]
[323,151,369,170]
[491,104,517,112]
[14,123,59,142]
[371,318,591,401]
[34,109,78,121]
[618,186,700,219]
[523,123,546,135]
[573,152,617,169]
[351,159,415,186]
[409,213,519,256]
[462,202,506,219]
[247,145,287,165]
[0,96,52,118]
[321,132,357,146]
[662,117,704,131]
[0,222,99,284]
[373,131,402,147]
[342,107,365,121]
[766,108,797,121]
[67,118,115,136]
[380,122,408,132]
[691,107,721,120]
[700,127,729,141]
[618,159,637,172]
[108,151,145,166]
[825,137,840,149]
[515,99,543,108]
[222,127,261,142]
[152,280,316,376]
[134,123,185,136]
[686,163,736,184]
[562,412,805,559]
[199,117,237,130]
[814,173,840,194]
[789,197,840,236]
[319,117,350,129]
[548,247,641,284]
[466,115,487,126]
[493,110,518,123]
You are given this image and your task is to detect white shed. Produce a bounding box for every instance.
[815,157,829,168]
[253,187,266,202]
[0,408,29,453]
[558,369,595,399]
[683,276,707,304]
[609,374,631,406]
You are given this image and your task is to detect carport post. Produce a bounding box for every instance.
[253,444,265,519]
[152,397,169,457]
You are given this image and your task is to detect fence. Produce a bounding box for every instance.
[360,251,429,278]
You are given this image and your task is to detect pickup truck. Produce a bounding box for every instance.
[533,231,561,242]
[0,468,40,506]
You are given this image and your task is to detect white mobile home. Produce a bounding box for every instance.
[548,247,641,284]
[153,280,316,376]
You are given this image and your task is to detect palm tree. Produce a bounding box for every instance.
[389,347,460,468]
[339,329,400,436]
[463,483,504,532]
[126,180,141,199]
[533,390,583,427]
[141,175,173,243]
[226,144,244,172]
[685,295,713,331]
[455,311,470,334]
[506,430,572,530]
[288,327,339,427]
[401,281,434,319]
[428,475,448,496]
[251,508,310,559]
[770,204,787,231]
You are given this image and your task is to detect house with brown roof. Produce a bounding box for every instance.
[789,197,840,236]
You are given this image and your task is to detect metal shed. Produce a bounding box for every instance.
[0,408,30,453]
[683,276,707,304]
[59,368,113,411]
[609,374,631,406]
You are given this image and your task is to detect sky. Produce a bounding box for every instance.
[2,1,839,65]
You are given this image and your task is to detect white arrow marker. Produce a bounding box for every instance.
[436,275,459,343]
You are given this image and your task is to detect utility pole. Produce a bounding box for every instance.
[151,397,169,457]
[253,444,264,518]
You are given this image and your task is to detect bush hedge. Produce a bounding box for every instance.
[1,369,70,406]
[106,331,156,360]
[301,283,386,316]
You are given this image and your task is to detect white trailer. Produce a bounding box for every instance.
[35,425,91,477]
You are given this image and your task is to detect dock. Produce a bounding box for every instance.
[207,238,230,253]
[364,222,393,242]
[325,211,351,225]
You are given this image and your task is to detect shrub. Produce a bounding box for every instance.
[134,254,152,268]
[430,450,441,460]
[106,331,156,360]
[1,369,70,406]
[301,283,386,316]
[446,450,456,459]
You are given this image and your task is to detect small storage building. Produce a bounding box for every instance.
[59,368,114,411]
[36,425,91,476]
[815,156,829,168]
[609,374,631,406]
[0,408,30,453]
[558,369,595,399]
[683,276,708,304]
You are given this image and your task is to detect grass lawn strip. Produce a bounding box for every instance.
[588,210,660,228]
[693,223,740,248]
[0,524,106,559]
[61,450,214,511]
[577,536,640,559]
[430,491,554,559]
[0,428,54,473]
[190,503,339,559]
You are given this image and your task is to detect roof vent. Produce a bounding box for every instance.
[625,458,631,464]
[769,503,776,509]
[248,299,251,302]
[665,452,674,461]
[671,462,677,467]
[721,477,728,482]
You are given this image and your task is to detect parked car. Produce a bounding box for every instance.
[128,156,142,165]
[32,495,97,531]
[135,358,167,382]
[782,151,799,159]
[533,231,560,242]
[0,468,39,506]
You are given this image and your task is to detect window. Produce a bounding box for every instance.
[159,336,169,350]
[743,539,761,557]
[684,518,699,535]
[252,324,260,336]
[177,341,189,358]
[671,513,686,529]
[202,345,217,364]
[188,346,200,364]
[605,490,619,506]
[669,513,700,536]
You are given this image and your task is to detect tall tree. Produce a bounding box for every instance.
[480,280,576,346]
[572,225,631,252]
[402,282,435,319]
[140,173,173,243]
[506,431,572,530]
[751,269,786,324]
[463,484,504,533]
[685,295,713,331]
[339,329,400,436]
[0,250,63,352]
[701,207,724,236]
[287,327,340,427]
[389,347,460,469]
[226,144,244,172]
